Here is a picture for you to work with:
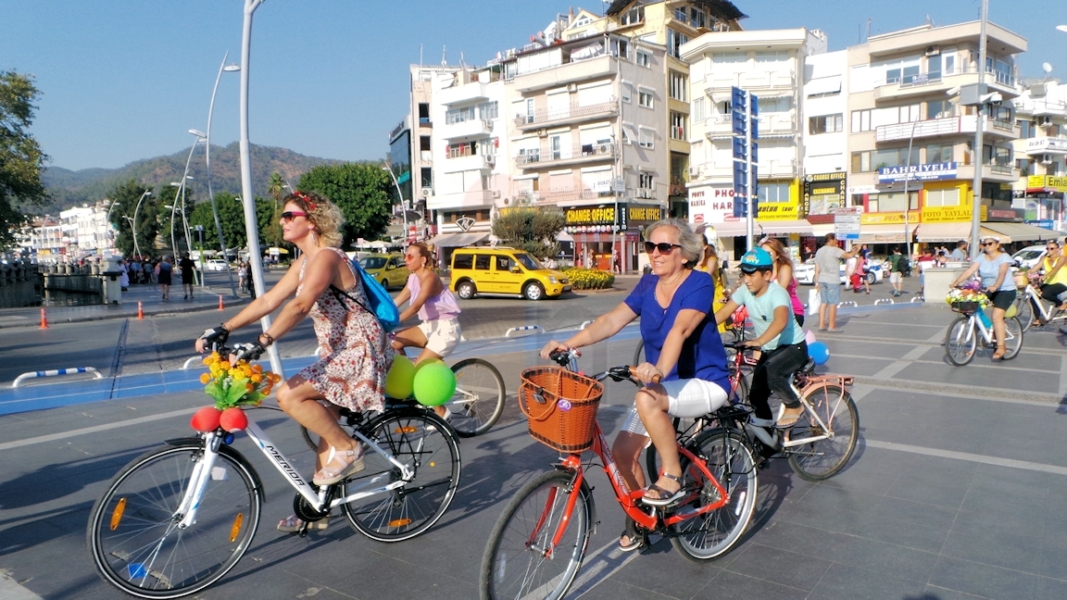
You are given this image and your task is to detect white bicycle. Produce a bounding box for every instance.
[944,300,1023,366]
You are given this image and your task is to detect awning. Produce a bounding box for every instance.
[705,219,813,238]
[981,222,1060,243]
[428,232,489,248]
[858,224,907,244]
[916,223,1022,243]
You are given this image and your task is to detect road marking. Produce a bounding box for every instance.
[870,344,931,380]
[865,439,1067,477]
[0,406,197,452]
[568,540,642,598]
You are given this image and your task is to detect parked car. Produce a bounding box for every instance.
[359,253,409,289]
[449,246,571,300]
[204,259,229,271]
[794,259,846,285]
[1012,245,1047,271]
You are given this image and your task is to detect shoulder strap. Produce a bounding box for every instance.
[331,284,372,314]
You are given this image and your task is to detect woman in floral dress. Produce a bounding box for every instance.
[196,190,392,532]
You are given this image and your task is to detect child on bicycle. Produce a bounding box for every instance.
[714,248,809,430]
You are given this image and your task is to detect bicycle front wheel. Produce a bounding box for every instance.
[1001,316,1024,360]
[1015,294,1034,331]
[944,316,976,366]
[480,470,592,600]
[670,429,757,562]
[787,384,859,481]
[87,442,261,599]
[447,358,506,437]
[341,409,461,542]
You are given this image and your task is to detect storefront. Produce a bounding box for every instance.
[562,202,663,272]
[1022,175,1067,227]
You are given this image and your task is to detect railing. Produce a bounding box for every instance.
[875,65,1017,90]
[514,99,618,127]
[987,163,1014,175]
[514,142,615,168]
[517,189,608,204]
[670,125,686,140]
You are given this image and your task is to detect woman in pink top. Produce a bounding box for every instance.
[759,237,805,327]
[392,242,463,419]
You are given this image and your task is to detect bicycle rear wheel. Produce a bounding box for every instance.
[1015,295,1034,331]
[341,409,461,542]
[787,384,859,481]
[87,442,261,599]
[447,358,506,437]
[944,316,976,366]
[670,429,757,562]
[1002,316,1024,360]
[480,470,592,600]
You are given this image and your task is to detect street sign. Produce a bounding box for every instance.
[731,86,759,223]
[834,207,862,241]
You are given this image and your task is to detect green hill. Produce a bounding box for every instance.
[39,142,340,213]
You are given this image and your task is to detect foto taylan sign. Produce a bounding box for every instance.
[878,162,957,184]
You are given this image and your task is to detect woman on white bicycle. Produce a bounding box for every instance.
[391,242,463,420]
[1036,239,1067,323]
[950,235,1015,360]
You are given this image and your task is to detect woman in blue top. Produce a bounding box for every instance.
[541,219,730,551]
[950,235,1016,360]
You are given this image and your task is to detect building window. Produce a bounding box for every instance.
[639,172,654,189]
[690,6,706,28]
[670,111,687,140]
[673,7,688,24]
[550,136,562,160]
[692,97,705,124]
[421,167,432,188]
[925,188,960,207]
[418,103,430,125]
[925,143,953,163]
[808,114,843,134]
[636,51,651,68]
[1019,120,1035,139]
[478,101,498,120]
[667,29,689,59]
[620,6,643,26]
[754,51,788,64]
[713,52,747,64]
[870,190,919,212]
[759,97,791,113]
[759,182,790,203]
[639,128,654,149]
[927,99,953,120]
[851,109,872,133]
[420,136,431,151]
[639,90,654,108]
[445,106,475,124]
[669,70,687,102]
[621,83,632,103]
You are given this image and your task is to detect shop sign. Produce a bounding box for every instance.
[833,207,861,241]
[848,185,880,196]
[921,205,987,223]
[689,187,736,223]
[565,205,616,226]
[802,172,846,216]
[1027,219,1055,229]
[986,208,1023,222]
[626,205,662,225]
[878,162,957,183]
[756,200,800,221]
[860,211,920,225]
[1026,175,1067,193]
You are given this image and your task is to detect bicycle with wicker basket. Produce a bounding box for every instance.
[944,289,1023,366]
[478,349,757,600]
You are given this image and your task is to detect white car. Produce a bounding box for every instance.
[794,259,846,285]
[1012,245,1046,271]
[204,259,229,271]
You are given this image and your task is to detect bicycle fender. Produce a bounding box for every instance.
[552,464,598,537]
[165,437,267,504]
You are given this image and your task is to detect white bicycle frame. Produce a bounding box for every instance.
[174,413,416,529]
[778,380,839,448]
[1022,284,1065,324]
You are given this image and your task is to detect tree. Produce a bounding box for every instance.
[105,179,157,258]
[187,191,275,253]
[262,172,286,248]
[267,172,285,207]
[298,162,392,247]
[491,205,565,259]
[0,71,49,249]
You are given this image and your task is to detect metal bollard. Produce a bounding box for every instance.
[874,298,895,305]
[838,301,858,308]
[505,324,543,338]
[12,366,102,388]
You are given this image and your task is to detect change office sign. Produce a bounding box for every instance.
[878,162,957,184]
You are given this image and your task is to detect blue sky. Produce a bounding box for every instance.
[2,1,1065,171]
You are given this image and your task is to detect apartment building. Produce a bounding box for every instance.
[1011,80,1067,229]
[682,28,828,260]
[845,21,1048,249]
[499,33,668,272]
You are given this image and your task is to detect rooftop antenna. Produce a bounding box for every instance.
[865,18,872,42]
[419,43,423,67]
[441,45,446,66]
[460,51,467,70]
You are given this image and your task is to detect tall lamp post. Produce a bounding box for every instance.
[970,0,989,260]
[382,165,409,246]
[122,216,141,258]
[237,0,283,376]
[131,190,151,258]
[197,51,241,299]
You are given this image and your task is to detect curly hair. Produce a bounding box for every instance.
[284,190,344,247]
[759,237,793,270]
[644,218,702,267]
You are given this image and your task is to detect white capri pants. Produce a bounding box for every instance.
[620,378,729,437]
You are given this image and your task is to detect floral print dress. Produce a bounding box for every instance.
[297,248,393,413]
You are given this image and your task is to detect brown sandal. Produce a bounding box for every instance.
[992,345,1006,361]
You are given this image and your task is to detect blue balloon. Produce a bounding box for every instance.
[808,341,830,366]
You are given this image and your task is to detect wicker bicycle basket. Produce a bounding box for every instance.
[1014,272,1030,289]
[950,300,980,314]
[518,366,604,453]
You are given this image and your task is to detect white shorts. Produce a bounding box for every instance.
[620,378,729,437]
[890,272,902,284]
[417,318,462,357]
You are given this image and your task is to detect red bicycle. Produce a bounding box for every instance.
[479,350,757,599]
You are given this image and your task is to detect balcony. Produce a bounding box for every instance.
[517,187,618,207]
[515,100,619,130]
[955,162,1018,183]
[757,159,797,178]
[702,114,734,140]
[442,152,495,173]
[514,142,615,170]
[758,112,797,136]
[875,115,1017,142]
[705,70,794,94]
[441,118,494,141]
[1023,137,1067,156]
[959,115,1018,139]
[427,188,497,211]
[874,67,1019,103]
[1015,98,1067,118]
[513,55,616,94]
[437,81,491,106]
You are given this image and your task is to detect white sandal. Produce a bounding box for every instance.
[312,445,365,486]
[277,514,329,533]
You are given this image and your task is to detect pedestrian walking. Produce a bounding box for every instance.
[155,256,173,301]
[888,247,906,296]
[178,252,198,300]
[814,233,858,332]
[950,240,969,262]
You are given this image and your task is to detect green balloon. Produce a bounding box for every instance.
[413,361,456,407]
[385,355,415,399]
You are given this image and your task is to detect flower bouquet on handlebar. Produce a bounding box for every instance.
[945,281,989,315]
[190,347,281,434]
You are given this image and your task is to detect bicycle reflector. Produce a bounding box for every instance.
[230,513,244,543]
[388,518,413,528]
[109,497,127,530]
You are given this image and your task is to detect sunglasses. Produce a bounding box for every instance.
[280,211,308,223]
[981,241,996,247]
[644,241,681,254]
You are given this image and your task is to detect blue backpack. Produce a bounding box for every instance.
[331,259,400,332]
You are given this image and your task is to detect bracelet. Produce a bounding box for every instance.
[259,333,274,347]
[221,323,230,332]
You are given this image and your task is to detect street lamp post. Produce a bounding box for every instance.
[237,0,283,377]
[192,225,205,287]
[123,216,141,258]
[970,0,989,260]
[382,166,409,246]
[131,190,151,258]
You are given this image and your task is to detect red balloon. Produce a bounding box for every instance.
[190,406,222,432]
[220,407,248,432]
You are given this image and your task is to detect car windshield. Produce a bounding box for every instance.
[513,253,544,270]
[1014,250,1043,261]
[360,257,387,269]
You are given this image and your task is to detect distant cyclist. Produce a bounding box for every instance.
[391,242,463,420]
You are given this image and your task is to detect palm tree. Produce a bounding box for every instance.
[267,172,285,211]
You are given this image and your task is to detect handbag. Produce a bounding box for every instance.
[331,260,400,332]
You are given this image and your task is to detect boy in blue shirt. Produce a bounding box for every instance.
[715,248,810,429]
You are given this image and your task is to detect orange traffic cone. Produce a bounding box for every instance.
[40,307,48,329]
[218,295,224,311]
[137,301,144,320]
